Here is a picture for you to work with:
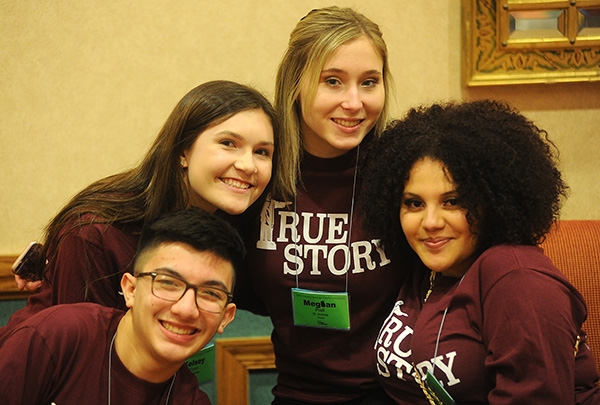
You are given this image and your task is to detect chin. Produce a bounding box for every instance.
[422,261,447,274]
[219,203,250,216]
[335,137,363,149]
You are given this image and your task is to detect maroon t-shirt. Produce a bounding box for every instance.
[241,149,406,402]
[0,303,211,404]
[375,244,600,404]
[1,214,140,336]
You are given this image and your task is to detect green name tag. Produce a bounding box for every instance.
[425,371,456,405]
[291,288,351,331]
[186,344,215,385]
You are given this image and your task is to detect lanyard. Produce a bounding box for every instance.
[293,145,360,293]
[290,146,359,330]
[415,273,467,405]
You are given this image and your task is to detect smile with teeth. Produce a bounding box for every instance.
[221,178,252,189]
[332,118,363,128]
[162,321,196,335]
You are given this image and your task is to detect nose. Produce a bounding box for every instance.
[170,288,200,318]
[422,206,445,231]
[233,149,258,174]
[340,86,363,111]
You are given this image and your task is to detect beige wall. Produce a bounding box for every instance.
[2,1,599,255]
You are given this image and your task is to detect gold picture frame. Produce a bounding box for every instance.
[462,0,600,85]
[215,337,275,405]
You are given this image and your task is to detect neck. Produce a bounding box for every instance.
[115,315,181,383]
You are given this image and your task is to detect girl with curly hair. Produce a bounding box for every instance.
[361,99,600,404]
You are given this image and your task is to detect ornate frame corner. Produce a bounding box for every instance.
[462,0,600,85]
[215,336,275,405]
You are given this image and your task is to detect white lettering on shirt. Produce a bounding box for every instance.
[376,300,461,387]
[259,199,390,275]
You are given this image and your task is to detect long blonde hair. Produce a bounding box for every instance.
[275,6,393,196]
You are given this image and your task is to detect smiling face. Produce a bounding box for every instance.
[299,35,385,158]
[181,109,274,215]
[118,242,236,382]
[400,158,478,277]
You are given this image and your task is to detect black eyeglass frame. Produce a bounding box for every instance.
[136,271,233,313]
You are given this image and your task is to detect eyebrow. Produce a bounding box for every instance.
[321,68,382,76]
[154,267,230,291]
[217,130,274,147]
[402,190,459,199]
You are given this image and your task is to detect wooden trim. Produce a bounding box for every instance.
[216,336,275,405]
[0,255,30,300]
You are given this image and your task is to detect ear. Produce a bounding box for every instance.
[121,273,137,309]
[216,303,237,334]
[180,154,188,168]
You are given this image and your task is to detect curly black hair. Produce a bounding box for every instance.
[359,99,568,257]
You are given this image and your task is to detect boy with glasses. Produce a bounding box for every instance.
[0,207,244,404]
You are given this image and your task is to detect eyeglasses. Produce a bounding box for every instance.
[136,272,233,314]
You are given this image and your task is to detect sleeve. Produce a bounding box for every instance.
[0,326,57,404]
[47,223,134,309]
[482,269,580,405]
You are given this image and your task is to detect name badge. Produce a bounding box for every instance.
[424,371,456,405]
[186,343,215,384]
[291,288,350,331]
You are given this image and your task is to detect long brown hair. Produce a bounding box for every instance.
[40,80,280,271]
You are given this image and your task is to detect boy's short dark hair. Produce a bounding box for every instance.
[135,207,246,282]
